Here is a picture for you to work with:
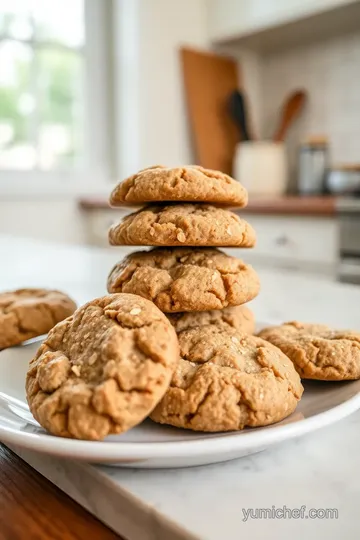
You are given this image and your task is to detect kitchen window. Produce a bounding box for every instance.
[0,0,112,195]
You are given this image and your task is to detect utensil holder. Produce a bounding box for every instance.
[233,142,287,196]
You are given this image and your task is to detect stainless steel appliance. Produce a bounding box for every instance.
[327,165,360,195]
[337,198,360,284]
[298,136,329,195]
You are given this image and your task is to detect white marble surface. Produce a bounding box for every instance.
[3,235,360,540]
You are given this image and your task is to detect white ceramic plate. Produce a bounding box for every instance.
[1,340,360,468]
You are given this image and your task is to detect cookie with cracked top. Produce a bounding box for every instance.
[150,325,303,431]
[258,321,360,380]
[108,204,256,247]
[107,247,260,313]
[167,305,255,334]
[0,288,76,349]
[26,293,179,440]
[110,165,248,207]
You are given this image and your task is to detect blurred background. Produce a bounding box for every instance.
[1,0,360,283]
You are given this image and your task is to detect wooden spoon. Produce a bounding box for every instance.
[273,90,307,142]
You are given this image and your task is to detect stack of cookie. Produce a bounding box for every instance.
[107,165,260,324]
[105,165,303,432]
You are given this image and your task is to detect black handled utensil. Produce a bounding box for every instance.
[228,90,251,141]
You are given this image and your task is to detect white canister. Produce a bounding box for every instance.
[233,141,287,196]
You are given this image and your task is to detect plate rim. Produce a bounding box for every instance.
[2,330,360,463]
[1,391,360,461]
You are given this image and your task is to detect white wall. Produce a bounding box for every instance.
[138,0,209,168]
[261,32,360,190]
[114,0,209,178]
[225,30,360,192]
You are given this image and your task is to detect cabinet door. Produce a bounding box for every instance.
[241,215,337,265]
[207,0,351,42]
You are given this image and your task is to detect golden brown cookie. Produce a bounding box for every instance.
[150,325,303,431]
[107,248,260,313]
[258,321,360,381]
[0,288,76,349]
[26,294,179,440]
[109,204,256,247]
[110,165,248,207]
[167,305,255,334]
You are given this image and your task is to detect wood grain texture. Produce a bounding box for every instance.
[273,90,307,142]
[240,195,336,216]
[0,444,121,540]
[180,47,240,175]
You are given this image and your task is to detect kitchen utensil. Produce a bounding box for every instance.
[326,165,360,194]
[228,90,251,141]
[234,141,287,196]
[274,90,307,142]
[298,136,328,194]
[180,47,240,175]
[2,339,360,468]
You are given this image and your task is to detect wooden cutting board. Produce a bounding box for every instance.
[180,47,240,175]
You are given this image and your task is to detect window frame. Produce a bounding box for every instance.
[0,0,114,197]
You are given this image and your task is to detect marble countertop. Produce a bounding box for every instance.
[2,235,360,540]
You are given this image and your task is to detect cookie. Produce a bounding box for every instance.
[258,321,360,381]
[110,165,248,207]
[108,204,256,247]
[107,248,260,313]
[167,306,255,334]
[0,288,76,349]
[26,294,179,440]
[150,325,303,431]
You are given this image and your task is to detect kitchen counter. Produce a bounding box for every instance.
[78,195,338,216]
[241,195,336,216]
[2,235,360,540]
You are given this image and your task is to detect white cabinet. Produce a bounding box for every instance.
[207,0,357,43]
[232,214,338,276]
[82,207,338,277]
